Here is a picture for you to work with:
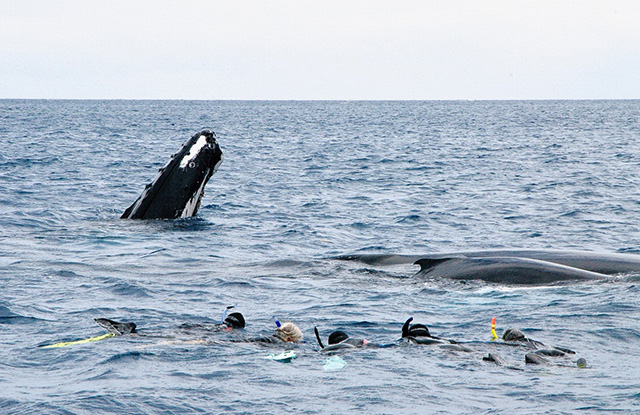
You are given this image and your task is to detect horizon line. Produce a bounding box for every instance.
[2,97,639,102]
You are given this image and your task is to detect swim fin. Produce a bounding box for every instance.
[95,318,137,335]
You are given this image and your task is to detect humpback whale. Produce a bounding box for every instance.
[335,249,640,284]
[121,130,223,219]
[415,256,607,284]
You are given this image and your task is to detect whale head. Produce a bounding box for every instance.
[121,130,223,219]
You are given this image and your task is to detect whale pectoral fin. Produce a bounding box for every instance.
[95,318,137,335]
[121,203,137,219]
[414,257,457,272]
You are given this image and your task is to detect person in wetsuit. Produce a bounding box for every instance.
[313,328,375,353]
[401,317,472,351]
[244,321,303,344]
[498,327,580,365]
[178,312,246,333]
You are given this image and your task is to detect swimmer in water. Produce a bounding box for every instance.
[500,327,579,364]
[167,308,246,345]
[235,319,304,345]
[328,330,370,347]
[313,328,377,353]
[401,317,472,351]
[483,322,585,367]
[179,311,246,333]
[276,322,303,343]
[44,308,247,348]
[402,317,453,345]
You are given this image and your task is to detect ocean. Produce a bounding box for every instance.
[1,100,639,414]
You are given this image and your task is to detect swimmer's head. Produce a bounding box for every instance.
[402,317,431,338]
[502,328,526,341]
[328,331,349,345]
[328,330,370,347]
[408,324,430,337]
[275,322,303,343]
[223,312,245,329]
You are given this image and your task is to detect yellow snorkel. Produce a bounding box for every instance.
[491,317,498,340]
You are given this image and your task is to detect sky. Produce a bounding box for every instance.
[1,0,639,100]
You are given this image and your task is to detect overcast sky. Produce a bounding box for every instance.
[1,1,639,100]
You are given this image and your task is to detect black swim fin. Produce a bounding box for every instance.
[95,318,137,335]
[525,352,549,365]
[483,353,508,366]
[553,346,576,355]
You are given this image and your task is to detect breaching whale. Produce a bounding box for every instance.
[335,249,640,284]
[121,130,223,219]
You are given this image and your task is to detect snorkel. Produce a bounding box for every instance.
[273,316,285,340]
[402,317,414,338]
[220,304,236,324]
[491,317,498,340]
[314,327,325,349]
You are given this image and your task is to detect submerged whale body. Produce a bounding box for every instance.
[121,130,223,219]
[336,249,640,284]
[414,256,607,284]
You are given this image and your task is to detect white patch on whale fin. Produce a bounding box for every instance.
[179,152,223,217]
[179,134,209,169]
[180,152,223,218]
[180,168,210,218]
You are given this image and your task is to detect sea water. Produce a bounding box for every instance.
[1,100,639,414]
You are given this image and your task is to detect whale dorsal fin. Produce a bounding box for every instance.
[414,257,457,272]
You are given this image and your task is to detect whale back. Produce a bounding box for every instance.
[414,256,608,284]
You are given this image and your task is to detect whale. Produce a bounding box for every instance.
[335,249,640,284]
[336,249,640,275]
[415,256,609,284]
[121,130,223,219]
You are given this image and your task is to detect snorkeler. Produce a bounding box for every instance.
[483,320,585,367]
[501,328,574,352]
[233,318,303,345]
[402,317,454,345]
[401,317,473,351]
[39,307,246,349]
[274,322,303,343]
[159,307,246,346]
[178,311,246,332]
[313,327,377,354]
[500,327,579,364]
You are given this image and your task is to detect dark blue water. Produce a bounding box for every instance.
[2,100,639,414]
